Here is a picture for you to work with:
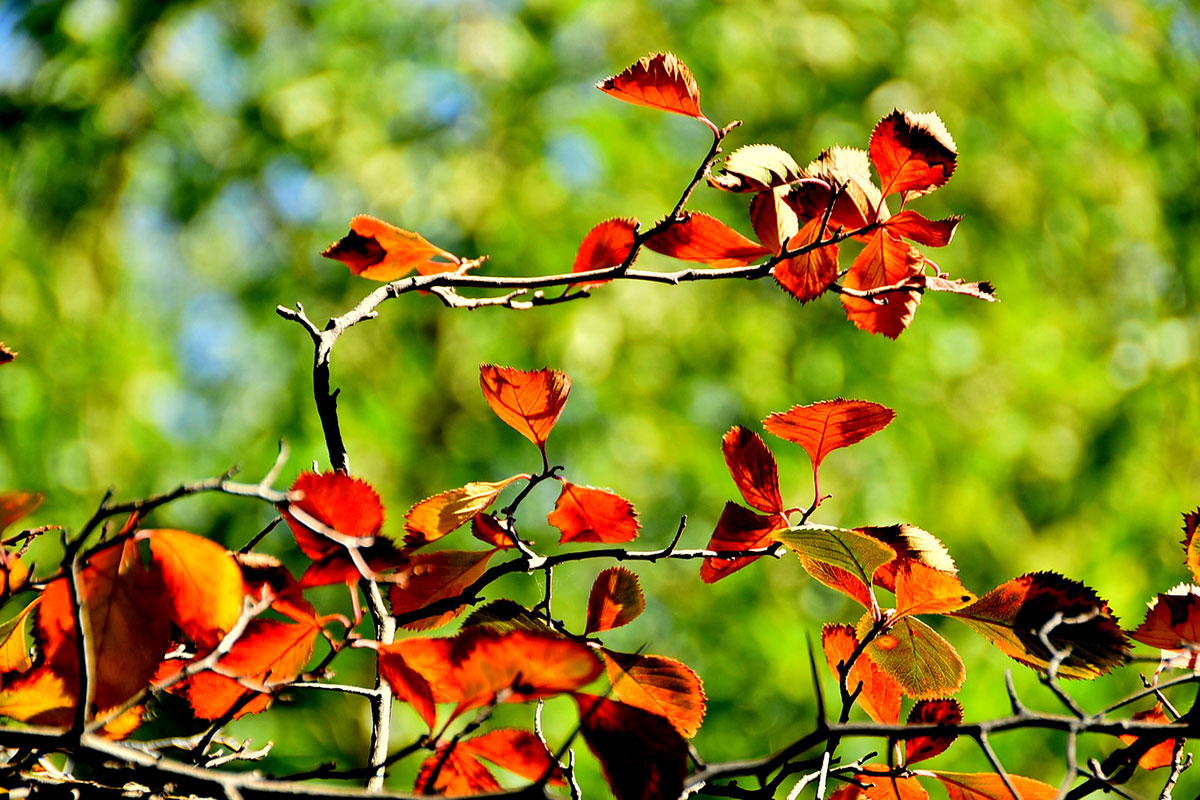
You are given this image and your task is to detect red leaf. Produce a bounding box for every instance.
[0,599,37,675]
[453,629,601,714]
[416,746,500,796]
[764,399,895,500]
[390,550,497,631]
[571,218,638,290]
[459,728,566,786]
[1130,584,1200,650]
[772,217,840,303]
[933,771,1056,800]
[471,514,517,549]
[749,187,800,254]
[283,471,384,560]
[297,538,409,590]
[884,210,962,247]
[858,764,931,800]
[548,480,639,544]
[379,636,459,705]
[822,624,901,724]
[377,641,439,729]
[645,212,771,268]
[841,230,924,339]
[893,559,975,619]
[596,52,714,132]
[573,693,689,800]
[787,146,883,230]
[146,529,247,651]
[403,476,524,547]
[322,214,459,281]
[700,501,785,584]
[1118,703,1183,770]
[905,698,963,764]
[603,649,707,738]
[585,567,645,634]
[870,110,958,199]
[721,426,784,514]
[479,365,571,457]
[0,491,42,533]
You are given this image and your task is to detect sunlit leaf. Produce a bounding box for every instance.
[573,693,689,800]
[377,636,459,705]
[147,529,247,650]
[283,471,385,560]
[776,525,895,607]
[884,210,962,247]
[390,549,497,631]
[404,476,524,547]
[322,214,459,281]
[453,628,601,714]
[788,146,883,230]
[772,217,840,303]
[1118,703,1182,770]
[749,187,800,255]
[548,480,639,544]
[859,764,932,800]
[708,144,804,192]
[297,538,409,590]
[596,52,713,131]
[571,217,638,290]
[924,275,998,302]
[479,365,571,457]
[645,212,771,268]
[377,641,438,729]
[603,649,706,738]
[858,615,965,699]
[415,746,500,796]
[763,400,895,491]
[1182,508,1200,584]
[822,624,901,724]
[840,230,924,339]
[471,514,517,549]
[700,502,785,584]
[0,491,42,533]
[893,560,975,619]
[0,667,72,722]
[460,728,566,785]
[1130,583,1200,650]
[933,771,1056,800]
[586,567,645,634]
[0,342,14,365]
[905,698,963,765]
[860,524,958,593]
[462,599,555,636]
[722,425,784,514]
[0,599,37,675]
[870,110,958,199]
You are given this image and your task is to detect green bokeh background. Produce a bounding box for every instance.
[1,0,1198,795]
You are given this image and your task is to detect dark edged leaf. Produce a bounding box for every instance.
[644,212,771,268]
[924,275,998,302]
[905,698,963,765]
[858,614,965,699]
[585,567,645,634]
[822,624,901,724]
[1129,583,1200,650]
[870,110,958,199]
[700,502,786,584]
[548,480,640,544]
[573,693,689,800]
[0,343,14,365]
[322,214,459,280]
[596,52,712,131]
[708,144,803,192]
[479,365,571,457]
[859,524,958,593]
[721,425,784,514]
[603,649,707,738]
[772,217,840,304]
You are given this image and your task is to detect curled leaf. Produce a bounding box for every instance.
[775,525,895,607]
[822,624,901,724]
[322,214,459,280]
[645,212,771,268]
[749,187,800,255]
[700,502,785,584]
[596,52,713,131]
[884,210,962,247]
[404,476,524,547]
[708,144,803,193]
[721,425,784,514]
[1181,508,1200,583]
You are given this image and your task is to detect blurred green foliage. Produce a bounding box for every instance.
[1,0,1198,794]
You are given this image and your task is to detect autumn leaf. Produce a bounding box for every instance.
[701,502,786,584]
[775,525,895,608]
[788,146,883,231]
[377,641,439,729]
[0,552,30,598]
[858,764,931,800]
[404,475,525,547]
[772,217,840,303]
[721,425,784,514]
[0,667,72,723]
[603,649,707,738]
[585,567,645,634]
[471,514,517,549]
[283,471,384,560]
[453,628,601,714]
[0,491,42,533]
[1118,703,1182,770]
[573,693,689,800]
[1129,584,1200,651]
[749,187,800,254]
[297,538,409,592]
[390,549,497,631]
[840,230,924,339]
[905,698,963,765]
[0,342,14,365]
[1182,508,1200,583]
[952,572,1130,678]
[146,529,247,651]
[376,636,459,707]
[932,771,1056,800]
[859,615,965,699]
[479,365,571,459]
[764,399,895,503]
[596,52,715,133]
[884,210,962,247]
[644,212,771,268]
[708,144,804,192]
[893,560,975,619]
[822,624,901,724]
[459,728,566,786]
[860,524,958,593]
[571,217,638,290]
[415,746,500,796]
[870,110,958,200]
[0,599,37,675]
[462,599,555,636]
[322,214,459,281]
[548,480,640,544]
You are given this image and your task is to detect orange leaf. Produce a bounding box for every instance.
[822,624,901,724]
[471,514,517,549]
[933,771,1056,800]
[377,641,439,729]
[1130,584,1200,650]
[764,399,895,500]
[147,529,247,651]
[283,471,384,560]
[416,746,500,796]
[787,146,883,230]
[390,550,497,631]
[322,214,459,281]
[860,524,958,593]
[586,567,645,634]
[571,217,638,290]
[479,365,571,457]
[573,693,689,800]
[379,636,459,705]
[859,615,965,699]
[700,502,785,584]
[1182,508,1200,583]
[884,210,962,247]
[776,526,895,608]
[0,342,14,365]
[905,698,963,765]
[459,728,566,786]
[952,572,1130,678]
[749,187,800,254]
[840,230,924,339]
[0,552,30,597]
[297,538,409,590]
[0,491,42,533]
[604,649,706,738]
[708,144,804,193]
[1118,703,1183,770]
[37,540,171,712]
[596,52,713,132]
[773,217,840,303]
[858,764,931,800]
[645,212,771,268]
[453,629,601,714]
[0,666,72,723]
[548,480,640,544]
[0,599,36,675]
[893,560,975,619]
[404,475,525,547]
[870,110,958,199]
[722,426,784,515]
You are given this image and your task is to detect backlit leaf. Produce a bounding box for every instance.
[860,524,958,593]
[906,698,963,764]
[453,628,601,714]
[952,572,1130,678]
[841,230,924,339]
[858,615,965,699]
[788,146,883,230]
[822,624,901,724]
[404,475,524,547]
[462,599,555,636]
[859,764,931,800]
[283,471,384,560]
[459,728,566,786]
[603,649,707,738]
[764,399,895,481]
[1182,508,1200,583]
[0,491,42,533]
[722,425,784,514]
[471,514,517,549]
[378,636,459,704]
[708,144,804,192]
[147,529,247,650]
[322,214,459,281]
[415,746,500,796]
[870,110,958,199]
[548,480,639,544]
[894,560,975,619]
[776,525,895,607]
[749,187,800,254]
[0,667,72,722]
[700,502,785,584]
[297,538,409,590]
[377,641,438,729]
[0,599,37,675]
[390,549,497,631]
[1130,584,1200,650]
[596,52,713,131]
[571,217,638,290]
[585,567,645,634]
[1118,703,1182,770]
[772,217,839,303]
[0,552,29,598]
[884,210,962,247]
[573,693,689,800]
[645,211,771,268]
[479,365,571,457]
[933,771,1056,800]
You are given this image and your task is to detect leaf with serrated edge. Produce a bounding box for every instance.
[596,52,713,132]
[870,110,958,199]
[1182,508,1200,583]
[283,471,384,560]
[822,624,901,724]
[775,525,894,605]
[404,476,524,547]
[452,629,601,715]
[416,747,499,796]
[645,212,771,268]
[884,210,962,247]
[789,146,883,230]
[479,365,571,457]
[548,480,639,544]
[721,426,784,514]
[1130,583,1200,650]
[147,529,247,651]
[708,144,803,192]
[459,728,566,786]
[925,275,998,302]
[893,560,975,619]
[603,649,707,738]
[700,502,786,584]
[377,642,438,729]
[860,524,957,593]
[749,187,800,254]
[772,217,839,303]
[841,229,924,339]
[933,771,1056,800]
[764,399,895,474]
[857,614,964,699]
[905,698,963,765]
[586,567,645,634]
